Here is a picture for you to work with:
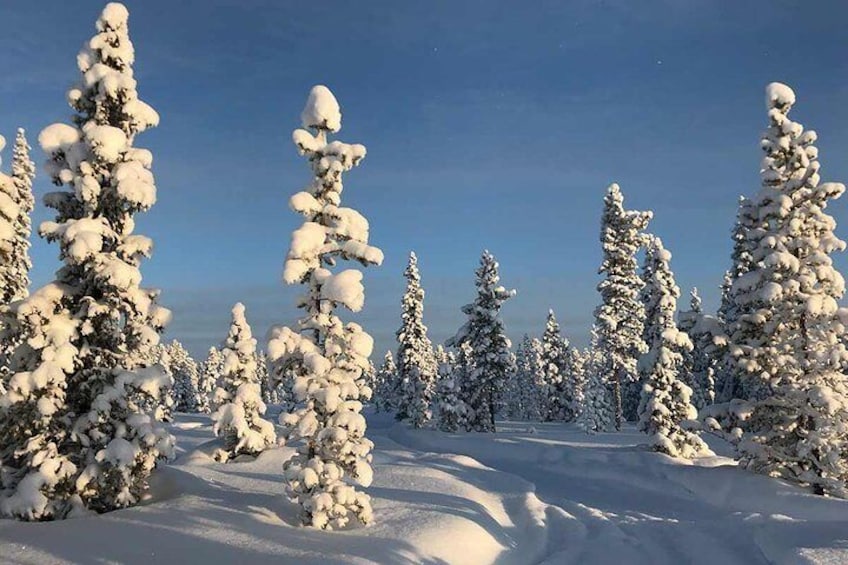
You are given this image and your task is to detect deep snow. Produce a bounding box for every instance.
[1,410,846,564]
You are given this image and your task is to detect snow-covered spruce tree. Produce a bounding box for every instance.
[0,4,173,521]
[731,83,848,496]
[167,340,201,413]
[504,336,528,419]
[267,85,383,529]
[0,129,36,396]
[436,343,470,432]
[372,351,397,413]
[570,348,589,422]
[715,196,758,403]
[594,183,652,430]
[636,238,710,458]
[677,288,716,409]
[196,347,221,414]
[254,349,276,406]
[0,129,35,307]
[540,310,575,422]
[211,303,276,462]
[510,334,544,421]
[447,251,516,432]
[395,252,437,428]
[577,333,614,433]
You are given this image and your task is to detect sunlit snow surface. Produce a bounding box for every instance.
[1,410,847,564]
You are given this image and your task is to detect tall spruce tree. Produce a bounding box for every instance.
[0,3,173,520]
[267,85,382,529]
[447,251,515,432]
[0,129,36,396]
[0,129,35,307]
[594,183,652,430]
[637,238,710,458]
[211,303,276,461]
[396,252,437,428]
[731,83,848,496]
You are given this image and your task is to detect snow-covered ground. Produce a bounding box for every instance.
[1,410,846,564]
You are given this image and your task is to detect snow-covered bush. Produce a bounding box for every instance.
[447,251,515,432]
[594,183,652,430]
[637,238,711,459]
[212,303,276,461]
[0,3,173,520]
[395,252,437,428]
[268,85,382,529]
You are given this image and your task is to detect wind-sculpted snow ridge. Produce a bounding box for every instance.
[1,412,846,564]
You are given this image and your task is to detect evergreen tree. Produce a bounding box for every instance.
[512,335,544,421]
[0,129,36,396]
[594,183,652,430]
[372,351,397,413]
[447,251,515,432]
[0,3,173,520]
[212,303,276,461]
[395,252,437,428]
[254,350,277,407]
[197,347,221,414]
[731,83,848,496]
[540,310,575,421]
[570,348,589,422]
[577,336,614,434]
[715,196,758,402]
[678,288,717,409]
[168,340,201,413]
[637,238,710,458]
[0,129,35,307]
[435,343,470,432]
[268,86,382,529]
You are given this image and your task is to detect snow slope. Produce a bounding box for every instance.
[1,411,846,564]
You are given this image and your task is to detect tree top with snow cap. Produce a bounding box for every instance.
[765,82,795,111]
[301,85,342,133]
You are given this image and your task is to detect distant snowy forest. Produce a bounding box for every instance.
[1,3,847,564]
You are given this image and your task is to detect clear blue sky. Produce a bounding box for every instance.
[1,1,847,359]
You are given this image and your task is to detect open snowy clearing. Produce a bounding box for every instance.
[1,410,846,565]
